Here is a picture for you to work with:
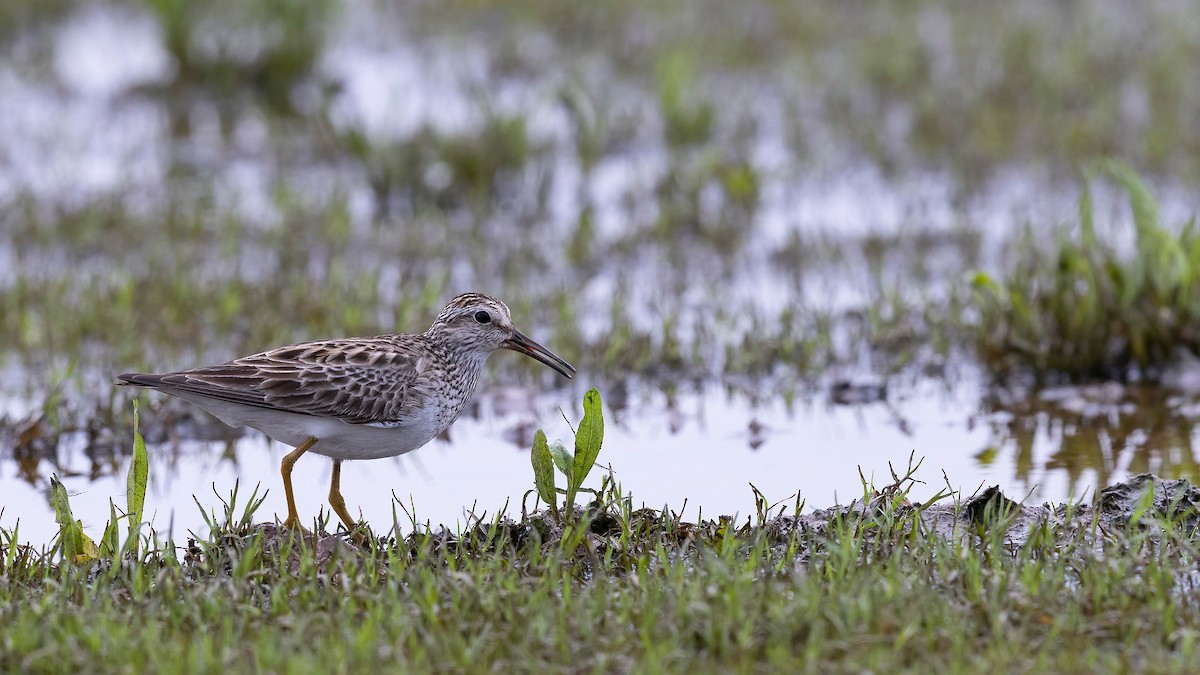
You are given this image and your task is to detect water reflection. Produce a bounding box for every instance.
[980,384,1200,499]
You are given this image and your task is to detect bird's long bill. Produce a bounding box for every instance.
[504,329,576,379]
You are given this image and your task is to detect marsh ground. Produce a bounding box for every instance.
[4,0,1200,537]
[3,2,1200,670]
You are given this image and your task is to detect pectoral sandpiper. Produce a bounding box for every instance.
[116,293,575,532]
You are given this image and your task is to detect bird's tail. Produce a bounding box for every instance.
[114,372,165,388]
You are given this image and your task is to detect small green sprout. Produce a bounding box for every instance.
[529,387,604,519]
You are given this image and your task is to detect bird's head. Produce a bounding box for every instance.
[427,293,575,379]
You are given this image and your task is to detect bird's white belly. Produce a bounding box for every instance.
[170,391,443,460]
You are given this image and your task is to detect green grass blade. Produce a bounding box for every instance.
[1079,174,1096,252]
[1102,160,1159,239]
[49,476,83,562]
[127,401,149,540]
[100,500,120,559]
[572,388,604,488]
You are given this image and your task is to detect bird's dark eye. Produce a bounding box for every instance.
[474,310,491,324]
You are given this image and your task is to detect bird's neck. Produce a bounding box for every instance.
[428,342,492,428]
[423,332,492,377]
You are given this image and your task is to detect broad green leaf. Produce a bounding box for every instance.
[531,430,557,510]
[49,476,83,562]
[75,531,100,565]
[572,388,604,488]
[549,440,574,478]
[127,401,149,538]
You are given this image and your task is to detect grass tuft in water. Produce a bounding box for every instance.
[971,162,1200,382]
[46,402,151,566]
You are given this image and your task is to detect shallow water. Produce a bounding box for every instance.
[7,376,1200,544]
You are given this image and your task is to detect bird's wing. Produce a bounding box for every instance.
[118,337,426,425]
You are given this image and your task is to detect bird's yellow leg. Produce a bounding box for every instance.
[279,436,317,531]
[327,459,360,533]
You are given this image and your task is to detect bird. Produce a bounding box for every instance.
[116,292,575,533]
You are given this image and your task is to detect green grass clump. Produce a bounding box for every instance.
[972,162,1200,382]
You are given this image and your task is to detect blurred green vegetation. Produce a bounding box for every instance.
[973,163,1200,382]
[143,0,337,113]
[0,0,1198,402]
[416,0,1200,179]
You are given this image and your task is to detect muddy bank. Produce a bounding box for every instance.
[845,473,1200,548]
[191,472,1200,580]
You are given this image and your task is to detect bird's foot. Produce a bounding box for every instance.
[338,522,374,548]
[278,515,313,538]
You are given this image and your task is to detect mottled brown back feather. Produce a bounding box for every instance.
[117,336,429,424]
